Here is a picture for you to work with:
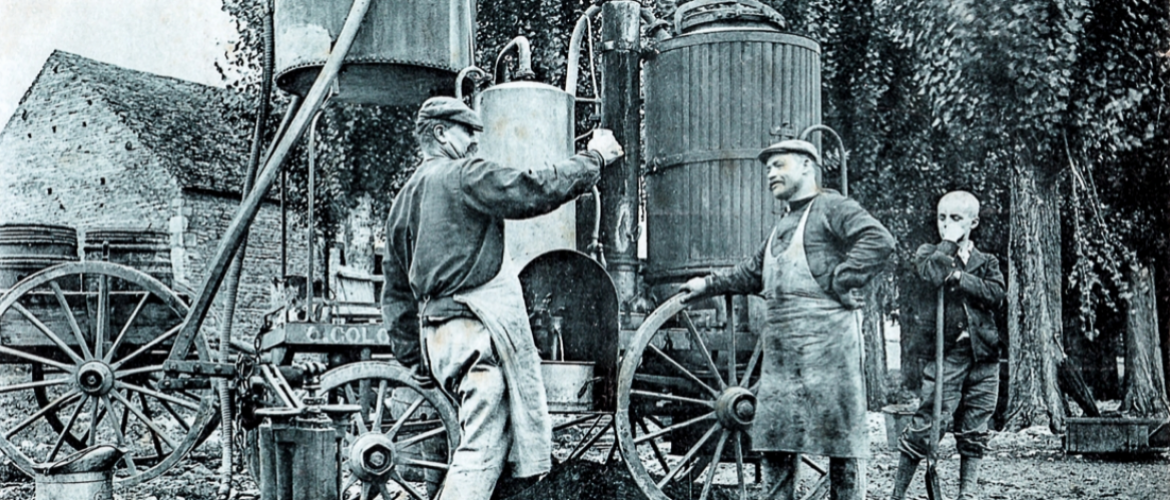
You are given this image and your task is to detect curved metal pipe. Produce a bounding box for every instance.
[218,1,275,492]
[307,110,324,317]
[455,66,489,100]
[565,5,604,95]
[495,36,535,83]
[591,185,604,267]
[799,124,848,197]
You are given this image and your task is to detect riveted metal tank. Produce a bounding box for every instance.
[474,41,578,268]
[643,0,822,283]
[274,0,475,105]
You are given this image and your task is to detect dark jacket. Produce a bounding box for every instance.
[910,240,1005,362]
[705,190,896,304]
[381,151,604,366]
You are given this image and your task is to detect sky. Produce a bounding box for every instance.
[0,0,239,127]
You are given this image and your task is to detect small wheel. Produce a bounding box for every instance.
[318,361,460,500]
[0,262,217,486]
[616,293,772,500]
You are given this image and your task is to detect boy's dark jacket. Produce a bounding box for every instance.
[910,240,1006,362]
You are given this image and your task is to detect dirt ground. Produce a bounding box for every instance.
[0,412,1166,500]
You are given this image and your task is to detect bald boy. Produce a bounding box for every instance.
[889,191,1005,500]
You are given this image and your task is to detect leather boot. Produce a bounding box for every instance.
[889,453,919,500]
[957,456,982,500]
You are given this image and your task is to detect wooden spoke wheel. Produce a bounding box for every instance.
[319,361,460,500]
[0,262,217,486]
[617,292,823,500]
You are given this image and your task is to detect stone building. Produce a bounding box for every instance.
[0,50,314,340]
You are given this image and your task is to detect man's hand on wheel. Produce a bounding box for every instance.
[679,277,709,303]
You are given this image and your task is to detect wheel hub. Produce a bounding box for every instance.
[715,387,756,430]
[76,361,115,396]
[348,432,396,482]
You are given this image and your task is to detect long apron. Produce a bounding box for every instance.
[451,254,554,478]
[749,198,869,458]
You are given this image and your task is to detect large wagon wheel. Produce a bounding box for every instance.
[0,262,217,486]
[319,361,460,500]
[616,292,772,500]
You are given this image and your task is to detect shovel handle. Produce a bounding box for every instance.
[925,286,946,500]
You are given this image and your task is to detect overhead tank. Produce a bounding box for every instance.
[643,0,822,283]
[274,0,476,105]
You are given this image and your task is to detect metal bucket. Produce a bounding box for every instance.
[541,361,595,413]
[34,470,113,500]
[0,224,78,290]
[389,387,444,491]
[274,0,475,106]
[84,229,173,286]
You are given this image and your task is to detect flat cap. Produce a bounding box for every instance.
[417,96,483,131]
[758,139,821,165]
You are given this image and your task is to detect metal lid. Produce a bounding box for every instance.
[676,0,787,34]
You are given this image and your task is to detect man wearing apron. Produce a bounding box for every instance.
[683,139,895,500]
[381,97,624,500]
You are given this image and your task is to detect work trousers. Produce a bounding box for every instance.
[423,317,510,500]
[761,452,865,500]
[899,342,999,459]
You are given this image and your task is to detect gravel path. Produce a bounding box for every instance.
[0,412,1165,499]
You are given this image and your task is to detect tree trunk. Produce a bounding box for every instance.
[1120,264,1170,417]
[1005,162,1065,432]
[344,194,376,273]
[863,282,888,409]
[897,267,928,392]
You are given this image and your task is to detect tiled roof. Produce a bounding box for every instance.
[36,50,254,194]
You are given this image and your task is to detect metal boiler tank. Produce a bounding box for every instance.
[643,0,822,283]
[475,43,578,267]
[274,0,476,105]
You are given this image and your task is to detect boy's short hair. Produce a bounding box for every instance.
[938,190,980,217]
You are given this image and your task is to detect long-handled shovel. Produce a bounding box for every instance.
[925,286,945,500]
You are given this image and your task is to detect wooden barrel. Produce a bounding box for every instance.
[84,229,173,286]
[0,224,79,290]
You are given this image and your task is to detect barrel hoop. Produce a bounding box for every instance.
[83,244,170,252]
[647,148,760,174]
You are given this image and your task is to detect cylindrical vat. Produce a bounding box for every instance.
[274,0,475,106]
[643,29,821,283]
[84,229,173,287]
[476,81,577,268]
[0,224,79,290]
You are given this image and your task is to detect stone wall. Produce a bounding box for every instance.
[176,190,312,343]
[0,72,177,231]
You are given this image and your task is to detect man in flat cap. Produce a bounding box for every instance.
[381,96,623,500]
[683,139,895,500]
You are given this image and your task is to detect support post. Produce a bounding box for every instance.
[599,1,642,311]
